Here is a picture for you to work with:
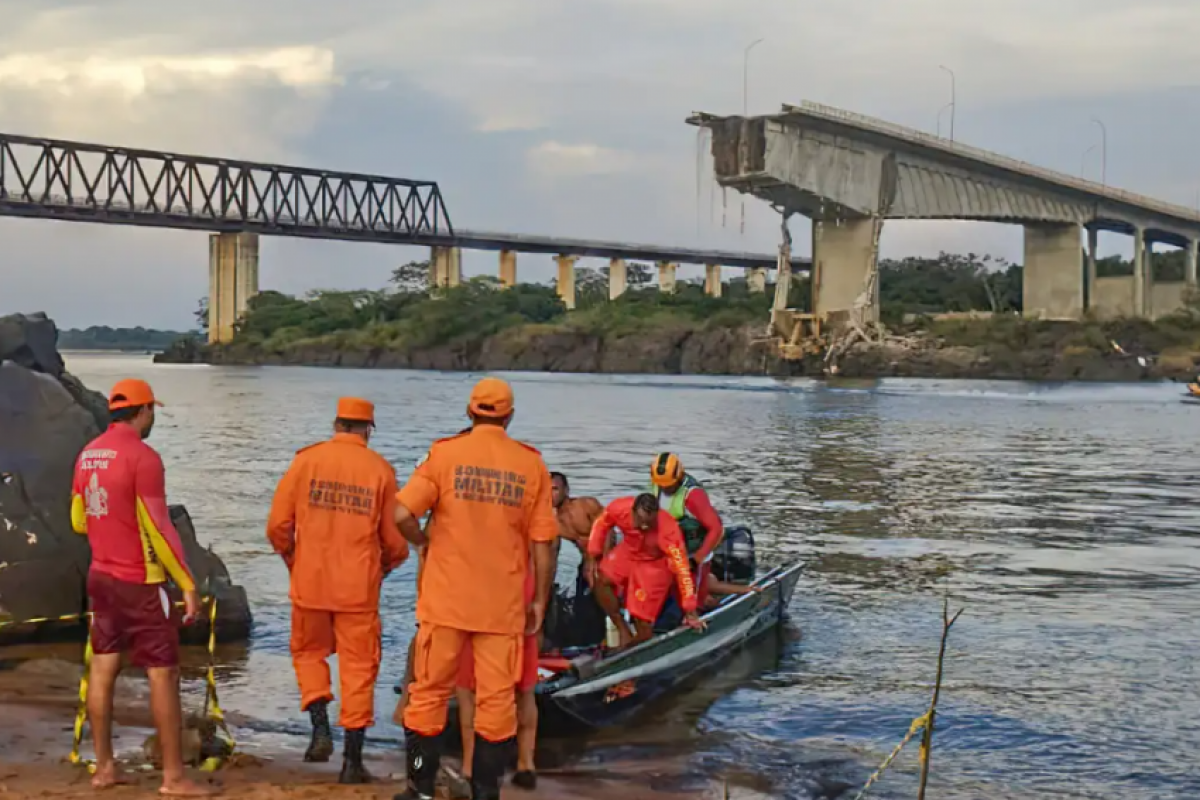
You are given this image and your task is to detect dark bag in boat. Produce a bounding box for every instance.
[543,566,607,650]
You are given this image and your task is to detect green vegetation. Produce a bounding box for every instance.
[207,251,1200,377]
[59,326,194,351]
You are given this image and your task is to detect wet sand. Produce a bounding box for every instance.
[0,660,749,800]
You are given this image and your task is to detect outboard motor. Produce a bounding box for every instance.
[711,525,756,584]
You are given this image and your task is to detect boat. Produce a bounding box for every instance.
[395,526,802,736]
[533,558,802,733]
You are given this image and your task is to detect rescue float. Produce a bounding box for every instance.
[1183,381,1200,404]
[533,527,802,732]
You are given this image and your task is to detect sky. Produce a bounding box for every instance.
[4,0,1200,329]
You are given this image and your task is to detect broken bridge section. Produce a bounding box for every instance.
[690,102,1200,322]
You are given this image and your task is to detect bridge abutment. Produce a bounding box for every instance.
[1022,223,1084,320]
[207,232,259,344]
[812,218,879,325]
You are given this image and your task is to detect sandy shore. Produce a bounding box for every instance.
[0,657,754,800]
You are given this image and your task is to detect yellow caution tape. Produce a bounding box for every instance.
[62,595,236,773]
[851,710,934,800]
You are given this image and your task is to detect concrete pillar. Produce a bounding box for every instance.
[1132,227,1146,318]
[1085,226,1098,312]
[657,261,677,294]
[608,258,627,300]
[1021,223,1084,320]
[430,246,462,288]
[207,232,259,344]
[1187,239,1198,289]
[704,264,722,297]
[811,218,879,323]
[555,254,578,309]
[747,268,767,293]
[499,249,517,288]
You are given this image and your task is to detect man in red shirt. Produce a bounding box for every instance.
[586,494,705,648]
[70,378,213,797]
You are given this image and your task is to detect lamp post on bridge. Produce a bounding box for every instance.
[741,37,765,236]
[1091,118,1108,187]
[743,38,764,116]
[1081,144,1096,179]
[939,65,956,142]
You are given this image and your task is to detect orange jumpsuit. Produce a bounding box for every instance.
[398,426,558,743]
[267,433,409,730]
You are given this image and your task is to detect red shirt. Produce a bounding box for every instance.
[70,424,195,592]
[587,496,697,613]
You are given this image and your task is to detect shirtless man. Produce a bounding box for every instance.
[549,472,604,573]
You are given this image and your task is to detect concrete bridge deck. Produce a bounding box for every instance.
[689,101,1200,324]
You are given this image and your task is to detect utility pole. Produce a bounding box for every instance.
[939,65,956,142]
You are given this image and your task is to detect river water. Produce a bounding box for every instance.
[60,354,1200,799]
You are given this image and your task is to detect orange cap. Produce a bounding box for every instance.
[335,397,375,425]
[108,378,163,411]
[468,377,514,418]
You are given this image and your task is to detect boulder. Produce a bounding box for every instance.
[0,312,251,643]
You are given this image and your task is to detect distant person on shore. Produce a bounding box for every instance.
[70,378,216,797]
[266,397,409,784]
[393,378,558,800]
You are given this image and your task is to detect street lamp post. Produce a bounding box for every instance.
[939,65,956,142]
[937,102,953,138]
[1091,118,1107,187]
[741,38,764,235]
[1081,144,1096,179]
[743,38,765,116]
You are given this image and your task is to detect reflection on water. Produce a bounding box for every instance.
[51,356,1200,798]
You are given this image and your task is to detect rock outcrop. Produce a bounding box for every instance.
[0,313,251,644]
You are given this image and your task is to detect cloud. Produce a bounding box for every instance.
[3,0,1200,328]
[526,141,639,178]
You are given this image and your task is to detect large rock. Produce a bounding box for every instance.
[0,313,251,643]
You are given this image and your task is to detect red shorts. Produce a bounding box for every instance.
[693,561,712,608]
[87,570,180,669]
[599,544,675,623]
[457,632,539,693]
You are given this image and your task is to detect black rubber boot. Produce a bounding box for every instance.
[511,769,537,790]
[338,728,372,785]
[470,735,515,800]
[303,700,334,763]
[393,729,440,800]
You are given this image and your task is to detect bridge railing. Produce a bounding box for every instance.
[0,133,454,240]
[790,101,1200,224]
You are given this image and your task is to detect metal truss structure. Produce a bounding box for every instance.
[0,133,453,242]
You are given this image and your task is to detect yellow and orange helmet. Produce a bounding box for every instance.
[650,452,684,488]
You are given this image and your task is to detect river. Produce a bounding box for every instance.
[62,353,1200,799]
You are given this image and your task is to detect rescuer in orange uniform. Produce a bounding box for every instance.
[71,379,214,797]
[393,378,558,800]
[266,397,409,784]
[587,494,705,647]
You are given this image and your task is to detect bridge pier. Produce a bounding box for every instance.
[747,268,767,293]
[1022,223,1084,320]
[431,246,462,288]
[657,262,677,294]
[812,218,879,325]
[555,254,578,309]
[499,250,517,287]
[705,264,722,297]
[207,232,259,344]
[609,259,628,299]
[1085,226,1098,312]
[1133,227,1146,318]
